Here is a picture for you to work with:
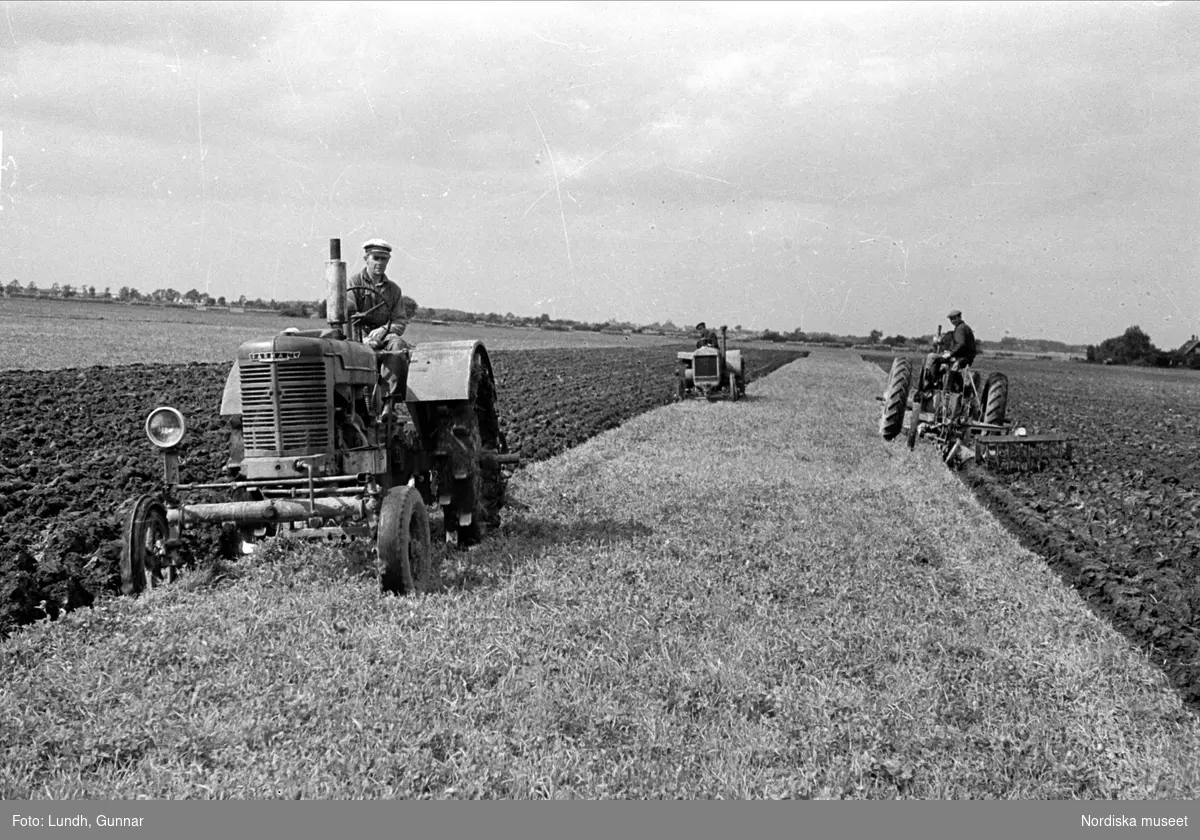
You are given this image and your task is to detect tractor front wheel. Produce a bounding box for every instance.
[378,485,432,595]
[120,495,170,596]
[728,370,739,402]
[879,357,911,440]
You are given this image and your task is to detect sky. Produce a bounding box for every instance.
[0,0,1197,346]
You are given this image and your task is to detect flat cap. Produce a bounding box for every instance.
[947,309,962,319]
[695,321,707,330]
[363,238,393,256]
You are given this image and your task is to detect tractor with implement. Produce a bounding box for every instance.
[675,326,746,402]
[878,329,1071,470]
[120,238,519,598]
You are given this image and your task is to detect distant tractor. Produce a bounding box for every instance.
[878,329,1071,470]
[120,238,519,599]
[675,326,746,401]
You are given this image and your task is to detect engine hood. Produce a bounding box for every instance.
[236,333,376,374]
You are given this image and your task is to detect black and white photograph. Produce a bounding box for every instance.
[1,0,1197,814]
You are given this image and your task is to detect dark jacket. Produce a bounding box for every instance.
[346,269,408,338]
[696,329,720,349]
[949,321,976,365]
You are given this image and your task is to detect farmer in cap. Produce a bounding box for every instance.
[347,238,410,408]
[919,308,977,395]
[694,321,720,349]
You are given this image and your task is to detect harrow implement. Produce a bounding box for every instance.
[966,429,1073,473]
[916,416,1073,473]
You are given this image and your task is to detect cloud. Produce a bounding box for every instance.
[1,1,1197,343]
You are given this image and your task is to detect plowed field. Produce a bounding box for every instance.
[0,346,805,636]
[864,352,1200,707]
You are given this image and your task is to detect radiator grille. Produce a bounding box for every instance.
[240,361,330,454]
[694,354,719,379]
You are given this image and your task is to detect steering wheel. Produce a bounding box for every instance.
[348,284,391,339]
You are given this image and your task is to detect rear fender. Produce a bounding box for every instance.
[725,349,743,376]
[406,340,494,402]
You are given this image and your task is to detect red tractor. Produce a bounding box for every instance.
[120,239,519,598]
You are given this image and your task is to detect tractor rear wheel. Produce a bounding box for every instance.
[120,495,169,596]
[982,373,1009,425]
[879,357,911,440]
[378,485,432,595]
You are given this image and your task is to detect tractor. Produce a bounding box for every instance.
[878,328,1071,470]
[675,326,746,401]
[120,238,519,598]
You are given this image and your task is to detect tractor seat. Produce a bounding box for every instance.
[944,361,972,393]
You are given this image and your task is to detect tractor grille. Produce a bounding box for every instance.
[240,361,330,455]
[694,354,719,379]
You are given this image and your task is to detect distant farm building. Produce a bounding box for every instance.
[1179,335,1200,358]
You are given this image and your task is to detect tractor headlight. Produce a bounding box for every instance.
[145,406,187,450]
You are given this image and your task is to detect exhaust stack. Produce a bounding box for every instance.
[326,238,347,337]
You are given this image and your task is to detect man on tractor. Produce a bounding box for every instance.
[917,308,977,397]
[348,238,411,411]
[694,321,720,349]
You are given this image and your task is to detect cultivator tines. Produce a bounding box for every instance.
[972,433,1073,473]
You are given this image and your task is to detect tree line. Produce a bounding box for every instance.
[8,279,1193,364]
[5,279,322,316]
[1085,325,1200,369]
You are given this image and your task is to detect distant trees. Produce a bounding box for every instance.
[1088,325,1172,367]
[993,335,1081,354]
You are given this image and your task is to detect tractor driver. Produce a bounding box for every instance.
[347,238,410,407]
[695,321,720,349]
[919,308,977,395]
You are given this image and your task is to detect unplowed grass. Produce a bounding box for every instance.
[2,350,1197,799]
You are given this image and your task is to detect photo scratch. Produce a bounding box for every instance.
[667,167,732,185]
[528,101,574,284]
